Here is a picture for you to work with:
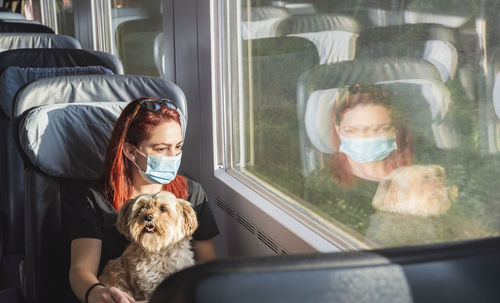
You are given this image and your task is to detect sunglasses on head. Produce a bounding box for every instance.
[138,98,178,111]
[131,98,178,120]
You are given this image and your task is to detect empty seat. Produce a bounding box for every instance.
[150,237,500,303]
[356,24,460,83]
[276,13,359,64]
[0,48,124,75]
[241,6,290,40]
[0,33,81,51]
[0,21,53,33]
[115,15,162,76]
[12,75,186,302]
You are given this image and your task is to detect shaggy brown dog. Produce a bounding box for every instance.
[372,165,458,217]
[98,191,198,301]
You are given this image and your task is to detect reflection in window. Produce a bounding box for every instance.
[55,0,75,37]
[111,0,163,76]
[224,0,500,249]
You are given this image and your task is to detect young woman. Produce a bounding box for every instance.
[68,97,219,303]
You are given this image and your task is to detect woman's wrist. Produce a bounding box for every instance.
[85,282,105,303]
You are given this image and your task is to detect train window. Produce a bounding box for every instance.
[218,0,500,248]
[111,0,163,76]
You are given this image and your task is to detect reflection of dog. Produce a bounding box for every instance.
[99,191,198,301]
[372,165,458,217]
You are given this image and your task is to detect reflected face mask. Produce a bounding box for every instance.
[133,149,182,184]
[339,133,397,163]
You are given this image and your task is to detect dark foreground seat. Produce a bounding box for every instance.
[13,75,187,303]
[150,237,500,303]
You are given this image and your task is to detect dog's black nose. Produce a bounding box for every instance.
[144,214,153,222]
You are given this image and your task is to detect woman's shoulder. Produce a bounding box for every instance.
[186,178,208,207]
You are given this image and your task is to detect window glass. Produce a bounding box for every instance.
[55,0,74,37]
[111,0,163,77]
[223,0,500,248]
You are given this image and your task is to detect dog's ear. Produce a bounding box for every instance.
[177,199,198,236]
[372,179,392,210]
[116,198,135,238]
[372,178,400,212]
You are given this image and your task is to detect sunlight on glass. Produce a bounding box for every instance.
[227,0,500,248]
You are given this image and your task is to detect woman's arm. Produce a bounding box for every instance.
[192,239,217,263]
[70,238,135,303]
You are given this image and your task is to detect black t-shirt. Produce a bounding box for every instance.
[67,179,219,273]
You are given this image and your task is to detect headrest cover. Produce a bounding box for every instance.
[0,65,114,117]
[0,33,81,49]
[13,74,188,137]
[276,14,359,36]
[304,79,454,154]
[19,102,125,179]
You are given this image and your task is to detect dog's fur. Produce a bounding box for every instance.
[98,191,198,300]
[372,165,458,217]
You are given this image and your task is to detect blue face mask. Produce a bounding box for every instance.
[133,149,182,184]
[339,133,397,163]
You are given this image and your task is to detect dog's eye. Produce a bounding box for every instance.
[160,206,167,212]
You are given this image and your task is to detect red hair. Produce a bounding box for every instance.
[329,90,413,187]
[101,97,188,210]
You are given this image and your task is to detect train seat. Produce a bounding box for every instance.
[115,15,163,76]
[241,6,290,40]
[276,13,360,64]
[0,67,113,285]
[356,24,460,83]
[0,11,25,20]
[0,48,125,287]
[149,237,500,303]
[0,48,123,75]
[296,58,458,175]
[0,21,53,34]
[0,33,81,51]
[12,74,187,303]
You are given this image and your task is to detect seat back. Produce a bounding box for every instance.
[0,66,113,269]
[0,33,81,51]
[13,75,187,303]
[296,58,453,175]
[0,48,124,75]
[276,13,360,64]
[0,21,54,33]
[241,6,289,40]
[115,15,163,76]
[150,237,500,303]
[356,24,460,83]
[0,11,25,20]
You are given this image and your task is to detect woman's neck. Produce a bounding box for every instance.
[347,158,389,182]
[131,169,163,197]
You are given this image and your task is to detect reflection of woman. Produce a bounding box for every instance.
[330,84,413,187]
[304,84,413,234]
[69,98,219,303]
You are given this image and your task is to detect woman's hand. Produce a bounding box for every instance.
[88,286,135,303]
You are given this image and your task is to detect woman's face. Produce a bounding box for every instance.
[336,104,394,138]
[133,120,183,168]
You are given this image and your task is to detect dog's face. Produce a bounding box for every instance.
[116,191,198,253]
[372,165,458,217]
